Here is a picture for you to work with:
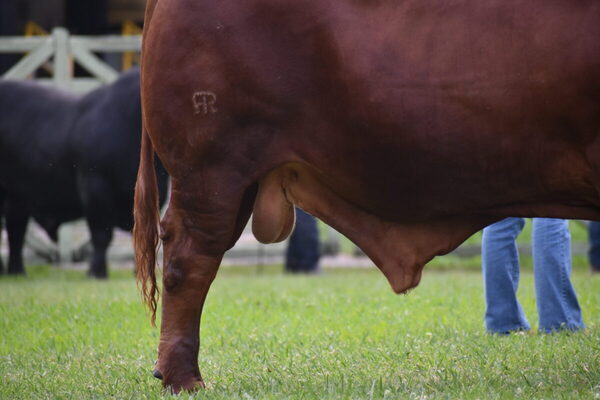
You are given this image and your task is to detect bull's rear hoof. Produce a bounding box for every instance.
[167,377,205,394]
[7,269,26,276]
[87,270,108,279]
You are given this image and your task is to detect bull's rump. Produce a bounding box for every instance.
[144,0,600,221]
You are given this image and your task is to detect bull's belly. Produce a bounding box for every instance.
[1,172,83,222]
[295,126,600,223]
[30,196,83,223]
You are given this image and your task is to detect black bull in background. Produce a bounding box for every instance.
[0,68,169,277]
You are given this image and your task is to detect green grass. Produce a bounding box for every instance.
[1,265,599,399]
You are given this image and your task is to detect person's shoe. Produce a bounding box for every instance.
[487,327,530,336]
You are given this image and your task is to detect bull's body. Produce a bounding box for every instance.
[0,69,168,277]
[135,0,600,391]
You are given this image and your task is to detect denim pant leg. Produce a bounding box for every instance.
[482,217,530,333]
[532,218,584,333]
[285,208,321,273]
[587,221,600,271]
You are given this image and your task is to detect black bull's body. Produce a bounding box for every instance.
[133,0,600,391]
[0,69,168,277]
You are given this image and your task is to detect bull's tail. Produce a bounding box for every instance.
[133,124,161,325]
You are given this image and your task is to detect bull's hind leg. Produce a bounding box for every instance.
[0,188,4,274]
[5,196,29,275]
[154,173,254,393]
[80,173,116,278]
[268,164,493,292]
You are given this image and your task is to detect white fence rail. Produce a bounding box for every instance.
[0,27,141,93]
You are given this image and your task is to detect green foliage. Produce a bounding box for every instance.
[1,266,599,399]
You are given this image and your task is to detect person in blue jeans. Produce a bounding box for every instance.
[482,218,585,334]
[285,208,321,273]
[587,221,600,273]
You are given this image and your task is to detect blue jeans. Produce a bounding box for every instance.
[482,218,584,334]
[587,221,600,271]
[285,208,320,273]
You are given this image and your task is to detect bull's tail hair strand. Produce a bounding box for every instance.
[133,123,161,326]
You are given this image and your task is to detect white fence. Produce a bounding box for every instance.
[0,27,141,93]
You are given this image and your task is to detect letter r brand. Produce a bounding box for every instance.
[193,91,218,115]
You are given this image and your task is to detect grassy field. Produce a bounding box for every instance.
[1,264,599,399]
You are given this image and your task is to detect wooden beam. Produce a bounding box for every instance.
[2,38,53,79]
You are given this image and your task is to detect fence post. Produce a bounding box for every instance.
[52,27,70,90]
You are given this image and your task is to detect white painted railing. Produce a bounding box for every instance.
[0,27,141,93]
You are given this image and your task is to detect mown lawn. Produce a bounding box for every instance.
[1,265,598,399]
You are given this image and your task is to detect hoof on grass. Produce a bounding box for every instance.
[166,377,205,394]
[152,369,163,380]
